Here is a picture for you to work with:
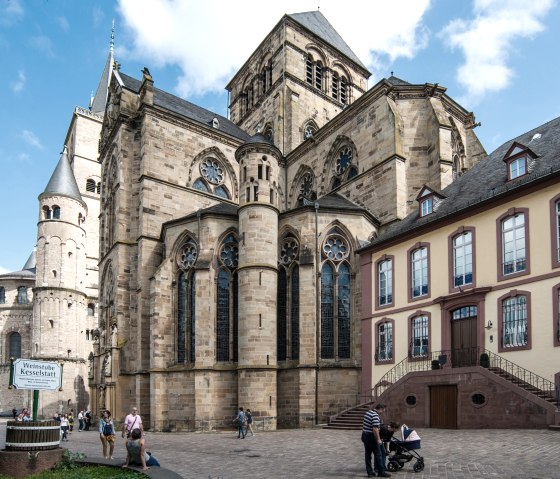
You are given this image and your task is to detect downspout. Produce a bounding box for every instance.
[314,201,320,424]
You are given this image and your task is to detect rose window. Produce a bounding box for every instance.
[323,235,349,261]
[280,238,299,265]
[300,173,314,199]
[220,242,239,270]
[200,158,224,185]
[335,147,353,175]
[177,241,198,269]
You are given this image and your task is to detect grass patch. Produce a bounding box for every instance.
[0,451,145,479]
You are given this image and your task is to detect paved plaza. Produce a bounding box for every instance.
[1,421,559,479]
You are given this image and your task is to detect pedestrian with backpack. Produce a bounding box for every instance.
[99,410,116,459]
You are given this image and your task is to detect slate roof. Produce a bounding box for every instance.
[41,147,83,204]
[90,51,113,113]
[366,115,560,248]
[118,73,252,142]
[386,75,410,86]
[162,202,239,232]
[0,250,36,279]
[284,192,379,225]
[287,11,369,72]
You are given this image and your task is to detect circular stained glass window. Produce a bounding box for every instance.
[323,235,349,261]
[220,241,238,269]
[300,173,314,199]
[200,158,224,185]
[280,238,299,264]
[405,395,417,406]
[177,241,198,270]
[335,146,353,175]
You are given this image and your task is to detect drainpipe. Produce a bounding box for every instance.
[314,201,320,424]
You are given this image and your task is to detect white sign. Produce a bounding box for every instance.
[12,359,62,391]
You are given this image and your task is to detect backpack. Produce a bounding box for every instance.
[102,421,112,436]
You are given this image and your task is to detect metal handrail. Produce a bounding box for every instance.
[368,347,559,408]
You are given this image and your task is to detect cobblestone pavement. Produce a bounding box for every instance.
[1,422,559,479]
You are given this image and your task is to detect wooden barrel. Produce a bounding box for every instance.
[5,421,61,451]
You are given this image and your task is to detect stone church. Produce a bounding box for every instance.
[92,11,485,430]
[1,11,486,427]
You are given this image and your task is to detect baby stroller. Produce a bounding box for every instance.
[387,424,424,473]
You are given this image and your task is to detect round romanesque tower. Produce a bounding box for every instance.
[236,134,282,429]
[33,147,91,413]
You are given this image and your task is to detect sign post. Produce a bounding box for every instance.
[9,359,64,420]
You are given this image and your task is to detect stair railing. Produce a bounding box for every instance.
[367,347,559,409]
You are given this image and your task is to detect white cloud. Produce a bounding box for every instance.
[20,130,43,150]
[440,0,555,104]
[29,35,54,58]
[0,0,24,26]
[116,0,431,97]
[0,265,10,275]
[11,69,25,93]
[56,16,70,32]
[17,152,31,162]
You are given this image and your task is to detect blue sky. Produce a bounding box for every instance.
[1,0,559,273]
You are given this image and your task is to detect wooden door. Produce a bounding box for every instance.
[451,316,477,367]
[430,385,457,428]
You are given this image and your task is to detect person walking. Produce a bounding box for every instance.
[60,414,70,441]
[235,407,246,439]
[78,410,84,431]
[99,410,116,459]
[122,406,143,438]
[245,408,254,436]
[84,410,92,431]
[361,403,390,478]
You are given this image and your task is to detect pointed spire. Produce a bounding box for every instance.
[90,21,116,113]
[22,249,36,272]
[41,146,84,204]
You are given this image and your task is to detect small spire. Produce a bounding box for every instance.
[391,71,394,76]
[110,19,115,54]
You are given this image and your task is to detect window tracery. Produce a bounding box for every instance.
[200,158,224,185]
[323,235,349,262]
[177,240,198,270]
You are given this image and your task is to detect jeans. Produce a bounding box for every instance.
[146,453,160,467]
[237,425,245,438]
[361,432,385,476]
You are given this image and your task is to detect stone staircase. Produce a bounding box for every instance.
[323,403,371,430]
[488,367,559,406]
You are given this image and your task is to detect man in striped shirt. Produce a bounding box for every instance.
[361,403,391,477]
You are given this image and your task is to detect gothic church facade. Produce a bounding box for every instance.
[91,11,486,430]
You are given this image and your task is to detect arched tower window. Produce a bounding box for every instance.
[43,206,51,219]
[305,54,323,91]
[17,286,28,304]
[320,231,352,359]
[177,239,198,364]
[8,332,22,359]
[53,206,61,220]
[277,236,300,361]
[216,234,239,362]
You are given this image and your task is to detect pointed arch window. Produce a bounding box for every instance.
[321,232,351,359]
[216,234,239,362]
[277,237,300,361]
[176,239,198,364]
[9,332,22,359]
[331,144,358,190]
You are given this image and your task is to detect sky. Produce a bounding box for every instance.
[1,0,559,273]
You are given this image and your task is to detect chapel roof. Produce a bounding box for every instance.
[365,115,560,248]
[118,72,252,142]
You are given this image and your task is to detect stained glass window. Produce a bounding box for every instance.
[200,158,224,185]
[337,263,350,358]
[321,263,335,359]
[291,265,300,361]
[277,268,287,361]
[217,234,239,362]
[216,269,230,362]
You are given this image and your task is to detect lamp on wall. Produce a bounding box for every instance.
[485,320,493,330]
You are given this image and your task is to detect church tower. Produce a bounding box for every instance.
[226,11,371,156]
[33,147,92,411]
[236,134,283,428]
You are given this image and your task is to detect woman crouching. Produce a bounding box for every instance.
[122,428,160,470]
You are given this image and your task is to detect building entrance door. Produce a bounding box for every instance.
[430,385,457,428]
[451,306,478,367]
